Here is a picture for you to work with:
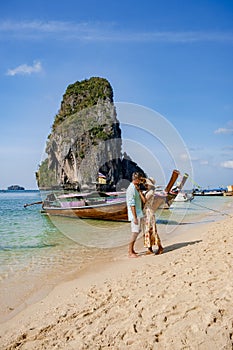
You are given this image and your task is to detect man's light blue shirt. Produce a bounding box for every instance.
[126,182,143,221]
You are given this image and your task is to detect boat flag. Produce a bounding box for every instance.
[98,172,106,178]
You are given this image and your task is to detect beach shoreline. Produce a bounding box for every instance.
[0,214,233,349]
[0,211,212,325]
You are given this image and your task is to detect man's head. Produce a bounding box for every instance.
[132,172,143,185]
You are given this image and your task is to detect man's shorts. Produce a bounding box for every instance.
[131,218,141,234]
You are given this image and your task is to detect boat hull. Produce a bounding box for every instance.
[152,192,168,210]
[163,192,177,209]
[43,200,128,221]
[174,192,194,202]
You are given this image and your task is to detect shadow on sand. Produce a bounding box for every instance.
[140,239,202,256]
[157,219,215,225]
[162,240,202,254]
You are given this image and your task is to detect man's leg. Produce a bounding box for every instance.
[128,232,139,257]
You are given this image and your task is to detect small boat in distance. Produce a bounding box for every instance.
[192,187,227,196]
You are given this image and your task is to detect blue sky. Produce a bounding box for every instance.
[0,0,232,189]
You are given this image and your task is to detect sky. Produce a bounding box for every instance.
[0,0,232,189]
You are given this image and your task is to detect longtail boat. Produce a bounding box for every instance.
[152,169,188,210]
[162,172,190,208]
[25,170,187,221]
[42,191,128,221]
[150,170,178,211]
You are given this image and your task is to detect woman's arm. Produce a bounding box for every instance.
[138,189,146,204]
[145,189,154,201]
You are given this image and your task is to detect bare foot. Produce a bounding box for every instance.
[146,250,154,255]
[128,253,139,258]
[156,247,164,255]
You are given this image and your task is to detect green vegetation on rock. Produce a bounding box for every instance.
[36,158,56,188]
[53,77,113,130]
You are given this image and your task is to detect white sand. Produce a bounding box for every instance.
[0,217,233,349]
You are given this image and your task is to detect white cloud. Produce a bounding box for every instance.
[220,160,233,169]
[223,145,233,150]
[190,157,199,162]
[6,60,42,76]
[0,20,77,33]
[189,146,204,152]
[200,160,209,165]
[190,156,209,164]
[214,120,233,135]
[179,153,189,161]
[214,127,233,135]
[0,20,233,43]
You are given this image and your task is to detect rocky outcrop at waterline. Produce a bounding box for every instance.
[36,77,145,191]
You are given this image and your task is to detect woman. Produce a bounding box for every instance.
[141,177,164,255]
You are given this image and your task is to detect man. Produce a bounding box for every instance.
[126,172,144,258]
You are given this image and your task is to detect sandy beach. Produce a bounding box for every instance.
[0,215,233,350]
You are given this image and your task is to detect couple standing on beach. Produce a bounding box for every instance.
[126,172,164,258]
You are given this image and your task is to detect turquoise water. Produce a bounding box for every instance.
[0,191,232,321]
[0,191,114,321]
[0,191,70,275]
[0,191,232,276]
[0,191,58,252]
[0,191,123,278]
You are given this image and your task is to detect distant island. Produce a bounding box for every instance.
[7,185,25,191]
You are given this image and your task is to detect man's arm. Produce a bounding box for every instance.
[130,205,138,225]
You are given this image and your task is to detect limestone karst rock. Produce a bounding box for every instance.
[36,77,145,191]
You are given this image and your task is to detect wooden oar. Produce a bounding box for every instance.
[24,201,43,208]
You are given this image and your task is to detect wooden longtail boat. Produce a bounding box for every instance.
[33,170,187,221]
[159,172,190,209]
[150,170,179,211]
[42,191,128,221]
[152,169,187,210]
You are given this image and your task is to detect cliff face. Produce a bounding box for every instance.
[36,77,145,191]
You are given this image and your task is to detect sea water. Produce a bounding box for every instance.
[0,191,232,321]
[0,191,120,321]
